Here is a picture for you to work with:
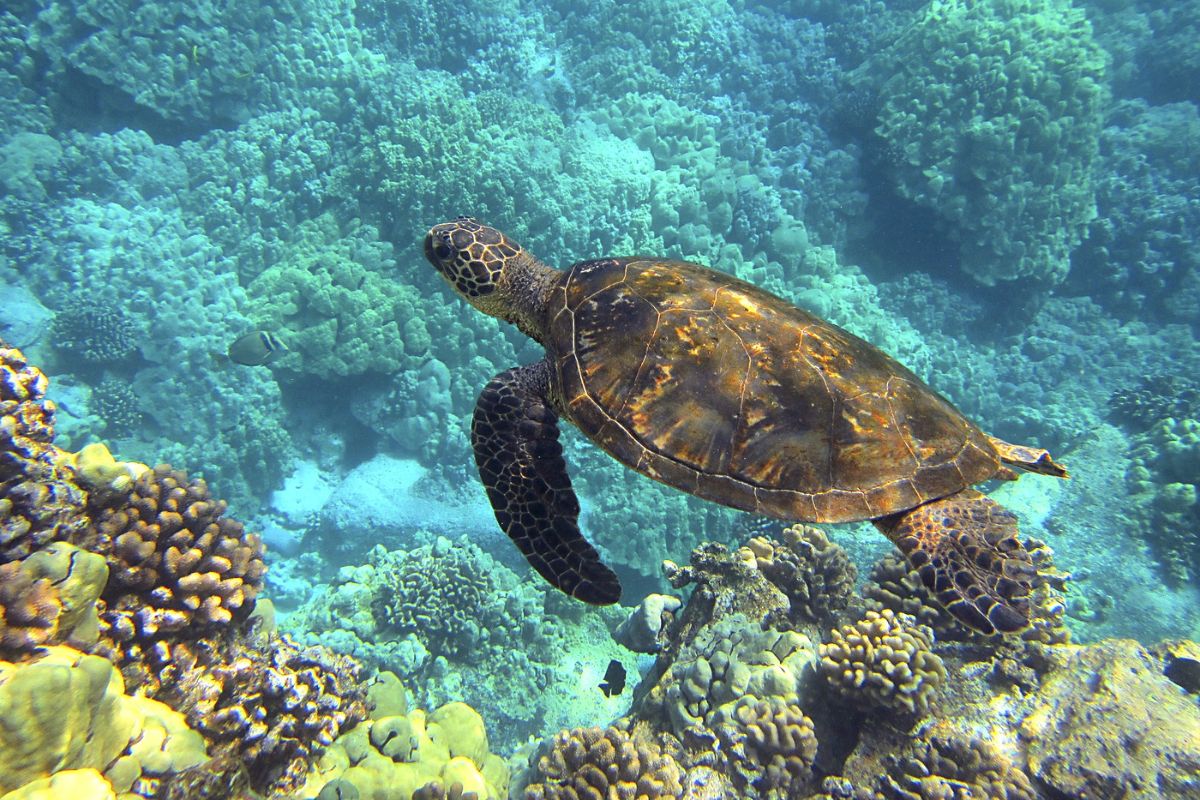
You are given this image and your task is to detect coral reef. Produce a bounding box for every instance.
[819,609,946,715]
[855,0,1108,286]
[300,699,509,800]
[0,341,366,796]
[49,298,140,365]
[524,726,684,800]
[1127,415,1200,582]
[738,523,857,625]
[0,645,208,797]
[0,344,89,562]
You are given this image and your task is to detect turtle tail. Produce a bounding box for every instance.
[874,489,1036,635]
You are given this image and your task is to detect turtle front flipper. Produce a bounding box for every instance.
[874,489,1037,635]
[472,360,621,604]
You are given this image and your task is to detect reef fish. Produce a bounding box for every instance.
[228,331,288,366]
[598,659,626,698]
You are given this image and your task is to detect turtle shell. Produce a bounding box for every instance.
[547,258,1000,523]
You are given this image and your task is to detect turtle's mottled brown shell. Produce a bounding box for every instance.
[547,258,1000,523]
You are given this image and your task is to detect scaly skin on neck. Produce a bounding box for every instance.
[485,250,561,347]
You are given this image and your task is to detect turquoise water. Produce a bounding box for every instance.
[1,1,1198,798]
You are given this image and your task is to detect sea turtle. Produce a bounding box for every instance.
[424,217,1068,634]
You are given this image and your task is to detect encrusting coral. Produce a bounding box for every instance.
[523,726,684,800]
[818,609,946,715]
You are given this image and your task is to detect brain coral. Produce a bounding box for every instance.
[862,0,1108,286]
[524,726,684,800]
[819,609,946,715]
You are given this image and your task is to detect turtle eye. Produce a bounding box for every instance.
[434,232,454,260]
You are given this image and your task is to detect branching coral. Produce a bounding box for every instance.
[524,726,684,800]
[91,376,145,438]
[739,523,857,624]
[878,736,1036,800]
[50,298,141,364]
[819,609,946,715]
[91,464,266,642]
[171,630,368,795]
[710,695,818,797]
[0,343,89,562]
[369,540,500,663]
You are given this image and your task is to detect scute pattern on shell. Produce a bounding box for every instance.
[551,257,1000,524]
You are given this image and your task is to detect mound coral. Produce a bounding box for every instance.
[524,726,684,800]
[875,736,1036,800]
[304,700,508,800]
[859,0,1108,286]
[709,695,818,797]
[819,609,946,715]
[0,646,208,797]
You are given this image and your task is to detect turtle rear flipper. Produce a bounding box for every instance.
[473,361,621,604]
[875,489,1036,635]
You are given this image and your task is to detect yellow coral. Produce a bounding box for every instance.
[67,442,148,495]
[300,702,508,800]
[0,769,115,800]
[0,646,208,794]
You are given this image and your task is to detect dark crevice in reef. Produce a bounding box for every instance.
[50,64,234,146]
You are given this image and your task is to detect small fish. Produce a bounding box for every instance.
[598,659,626,698]
[227,331,288,366]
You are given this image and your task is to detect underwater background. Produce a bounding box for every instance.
[1,0,1199,798]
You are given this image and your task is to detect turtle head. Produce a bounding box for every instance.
[424,217,525,304]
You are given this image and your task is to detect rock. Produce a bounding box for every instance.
[1020,639,1200,800]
